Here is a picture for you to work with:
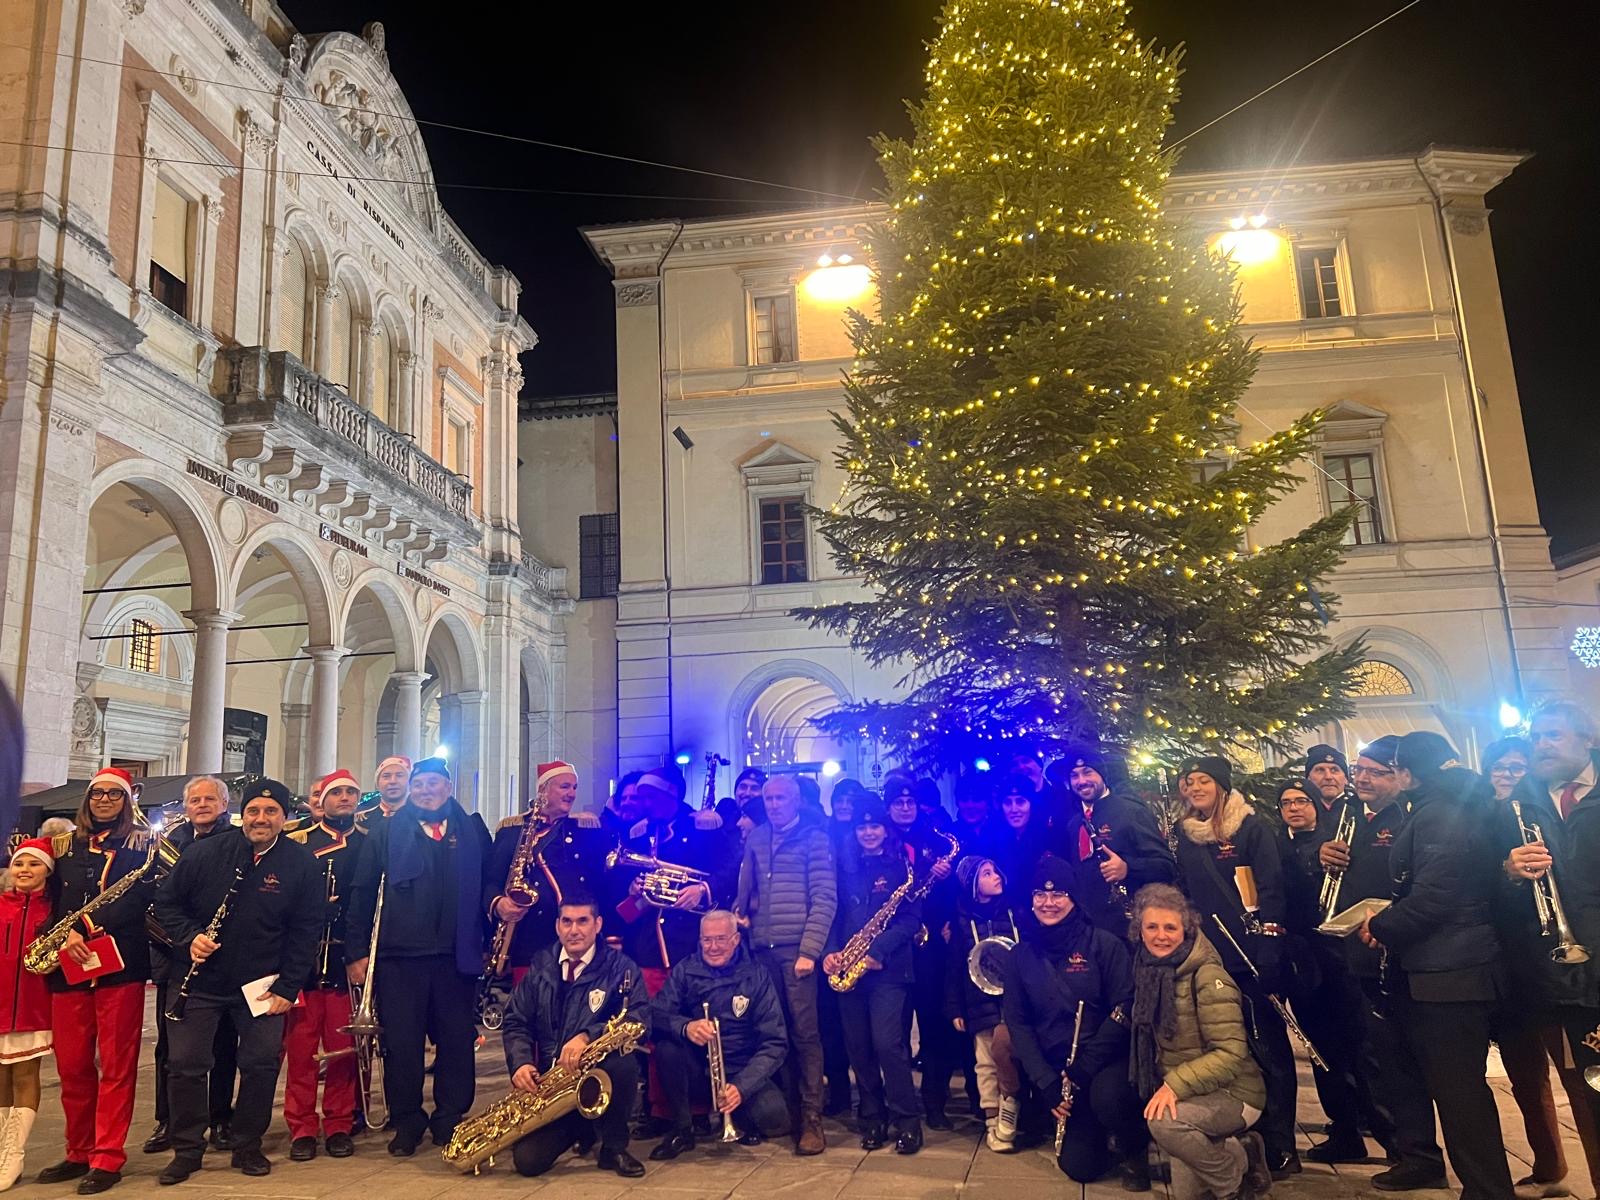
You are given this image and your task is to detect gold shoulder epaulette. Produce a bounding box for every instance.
[50,830,74,856]
[287,828,311,845]
[498,814,526,831]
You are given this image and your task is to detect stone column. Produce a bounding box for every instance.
[391,670,426,763]
[313,284,337,376]
[306,645,345,780]
[356,319,376,411]
[183,609,240,773]
[280,702,311,792]
[396,351,419,436]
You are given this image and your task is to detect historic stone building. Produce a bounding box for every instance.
[524,149,1569,788]
[1,0,562,818]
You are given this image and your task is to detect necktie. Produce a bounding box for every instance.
[563,957,576,982]
[1078,809,1094,861]
[1559,783,1581,820]
[424,821,445,842]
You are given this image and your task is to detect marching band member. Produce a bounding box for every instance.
[1129,883,1270,1200]
[0,839,58,1191]
[281,770,366,1161]
[372,757,410,819]
[648,909,790,1158]
[820,778,864,1117]
[734,774,836,1156]
[1274,782,1323,932]
[145,778,236,1158]
[1059,746,1175,936]
[486,761,606,983]
[729,768,768,839]
[1500,705,1600,1196]
[599,771,643,842]
[980,774,1059,911]
[500,893,648,1178]
[946,855,1022,1152]
[1004,853,1145,1187]
[951,775,994,854]
[37,768,154,1195]
[1362,732,1513,1200]
[344,757,493,1158]
[151,779,321,1184]
[825,795,923,1154]
[302,778,325,824]
[1172,756,1299,1178]
[1304,744,1355,841]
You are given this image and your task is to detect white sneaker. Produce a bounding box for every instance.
[992,1098,1020,1152]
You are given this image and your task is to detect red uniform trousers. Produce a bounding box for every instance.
[282,986,356,1139]
[50,982,144,1173]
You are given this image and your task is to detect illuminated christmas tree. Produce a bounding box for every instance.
[806,0,1362,772]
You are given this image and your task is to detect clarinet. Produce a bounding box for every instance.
[166,866,245,1022]
[1054,1001,1086,1156]
[1208,912,1328,1071]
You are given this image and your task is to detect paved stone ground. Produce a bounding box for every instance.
[4,993,1594,1199]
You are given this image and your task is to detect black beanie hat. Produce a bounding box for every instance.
[853,794,890,828]
[410,756,450,781]
[1032,852,1077,896]
[240,777,293,814]
[1358,735,1400,768]
[1306,744,1348,774]
[1060,744,1109,780]
[1180,755,1233,795]
[1275,779,1314,806]
[1395,731,1460,779]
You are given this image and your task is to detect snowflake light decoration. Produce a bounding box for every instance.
[1571,626,1600,669]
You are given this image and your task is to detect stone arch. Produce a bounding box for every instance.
[337,572,422,673]
[88,460,226,613]
[90,592,195,682]
[423,606,484,695]
[229,524,337,647]
[1326,625,1466,758]
[726,658,854,769]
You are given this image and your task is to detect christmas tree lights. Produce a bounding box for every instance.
[802,0,1361,772]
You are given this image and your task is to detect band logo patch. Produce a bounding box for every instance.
[732,994,749,1018]
[588,988,606,1013]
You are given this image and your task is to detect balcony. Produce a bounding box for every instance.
[216,346,479,563]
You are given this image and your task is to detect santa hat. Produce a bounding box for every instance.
[376,755,411,777]
[88,766,135,796]
[536,761,577,789]
[318,769,359,794]
[10,837,55,873]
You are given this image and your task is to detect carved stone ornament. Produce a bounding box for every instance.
[414,586,432,622]
[421,295,446,323]
[121,0,146,17]
[238,109,276,158]
[287,33,307,72]
[331,549,354,590]
[71,697,102,750]
[363,21,387,59]
[1448,207,1488,236]
[217,497,247,545]
[615,280,660,308]
[169,56,199,97]
[314,69,402,167]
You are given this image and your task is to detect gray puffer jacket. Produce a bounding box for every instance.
[734,818,836,960]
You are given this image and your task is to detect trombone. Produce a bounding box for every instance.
[1510,800,1590,965]
[317,871,387,1128]
[1319,805,1357,925]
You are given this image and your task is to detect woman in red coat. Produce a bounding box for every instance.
[0,837,59,1190]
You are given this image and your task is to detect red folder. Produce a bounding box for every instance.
[58,934,125,985]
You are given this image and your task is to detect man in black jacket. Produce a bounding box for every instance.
[1304,744,1355,845]
[648,909,789,1158]
[501,893,648,1178]
[1059,746,1175,937]
[144,777,238,1157]
[152,778,321,1184]
[1364,733,1512,1200]
[344,757,493,1157]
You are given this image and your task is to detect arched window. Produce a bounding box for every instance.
[327,286,353,391]
[1351,660,1414,697]
[742,675,850,768]
[272,238,309,361]
[371,321,392,424]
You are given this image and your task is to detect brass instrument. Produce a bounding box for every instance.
[316,871,386,1127]
[1054,1000,1085,1156]
[25,818,188,975]
[441,979,645,1173]
[166,866,246,1021]
[606,845,713,911]
[486,799,546,985]
[966,912,1020,996]
[1510,799,1590,965]
[704,1002,738,1143]
[828,829,959,993]
[1319,805,1358,925]
[702,751,729,813]
[1210,913,1328,1071]
[317,857,339,982]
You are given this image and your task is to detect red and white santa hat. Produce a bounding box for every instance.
[88,766,135,796]
[10,837,55,873]
[536,760,578,789]
[375,756,411,777]
[318,769,360,794]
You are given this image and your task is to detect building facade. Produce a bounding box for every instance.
[528,148,1568,786]
[1,0,563,819]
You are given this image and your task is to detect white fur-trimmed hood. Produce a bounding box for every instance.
[1179,790,1251,845]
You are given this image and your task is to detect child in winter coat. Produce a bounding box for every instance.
[946,855,1024,1152]
[0,837,58,1190]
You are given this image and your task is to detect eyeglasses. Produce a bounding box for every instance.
[1351,765,1395,779]
[699,935,736,948]
[1032,890,1068,902]
[1489,763,1527,777]
[1279,795,1314,806]
[87,787,127,801]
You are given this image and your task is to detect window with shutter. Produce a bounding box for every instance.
[272,239,308,360]
[149,179,190,316]
[328,289,352,390]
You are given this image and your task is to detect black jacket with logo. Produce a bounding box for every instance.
[148,818,233,984]
[47,827,155,992]
[286,819,366,990]
[1328,798,1408,978]
[827,847,921,984]
[1174,793,1287,982]
[150,827,322,1003]
[944,893,1020,1034]
[503,941,648,1075]
[1001,911,1133,1094]
[1064,789,1175,935]
[651,943,787,1095]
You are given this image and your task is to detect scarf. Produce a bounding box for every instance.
[388,798,482,975]
[1129,933,1196,1098]
[1029,906,1092,962]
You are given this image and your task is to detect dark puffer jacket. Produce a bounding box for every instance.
[652,943,788,1096]
[734,817,836,960]
[944,893,1018,1035]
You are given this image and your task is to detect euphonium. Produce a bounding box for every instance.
[441,998,645,1172]
[25,819,187,975]
[316,871,386,1127]
[1319,805,1358,924]
[1510,799,1590,965]
[1583,1022,1599,1092]
[606,845,712,910]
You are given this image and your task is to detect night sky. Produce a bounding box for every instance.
[283,0,1596,553]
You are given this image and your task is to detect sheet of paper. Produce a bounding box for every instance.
[241,974,280,1017]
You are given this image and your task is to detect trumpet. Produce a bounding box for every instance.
[318,871,386,1127]
[1209,913,1329,1071]
[1319,805,1358,924]
[607,846,712,910]
[704,1002,738,1143]
[1510,800,1590,965]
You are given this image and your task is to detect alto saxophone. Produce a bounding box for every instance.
[442,988,645,1173]
[704,1002,738,1142]
[828,829,960,993]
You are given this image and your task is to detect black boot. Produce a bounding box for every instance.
[860,1123,888,1151]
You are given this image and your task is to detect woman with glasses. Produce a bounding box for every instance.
[1003,854,1147,1187]
[1484,737,1531,802]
